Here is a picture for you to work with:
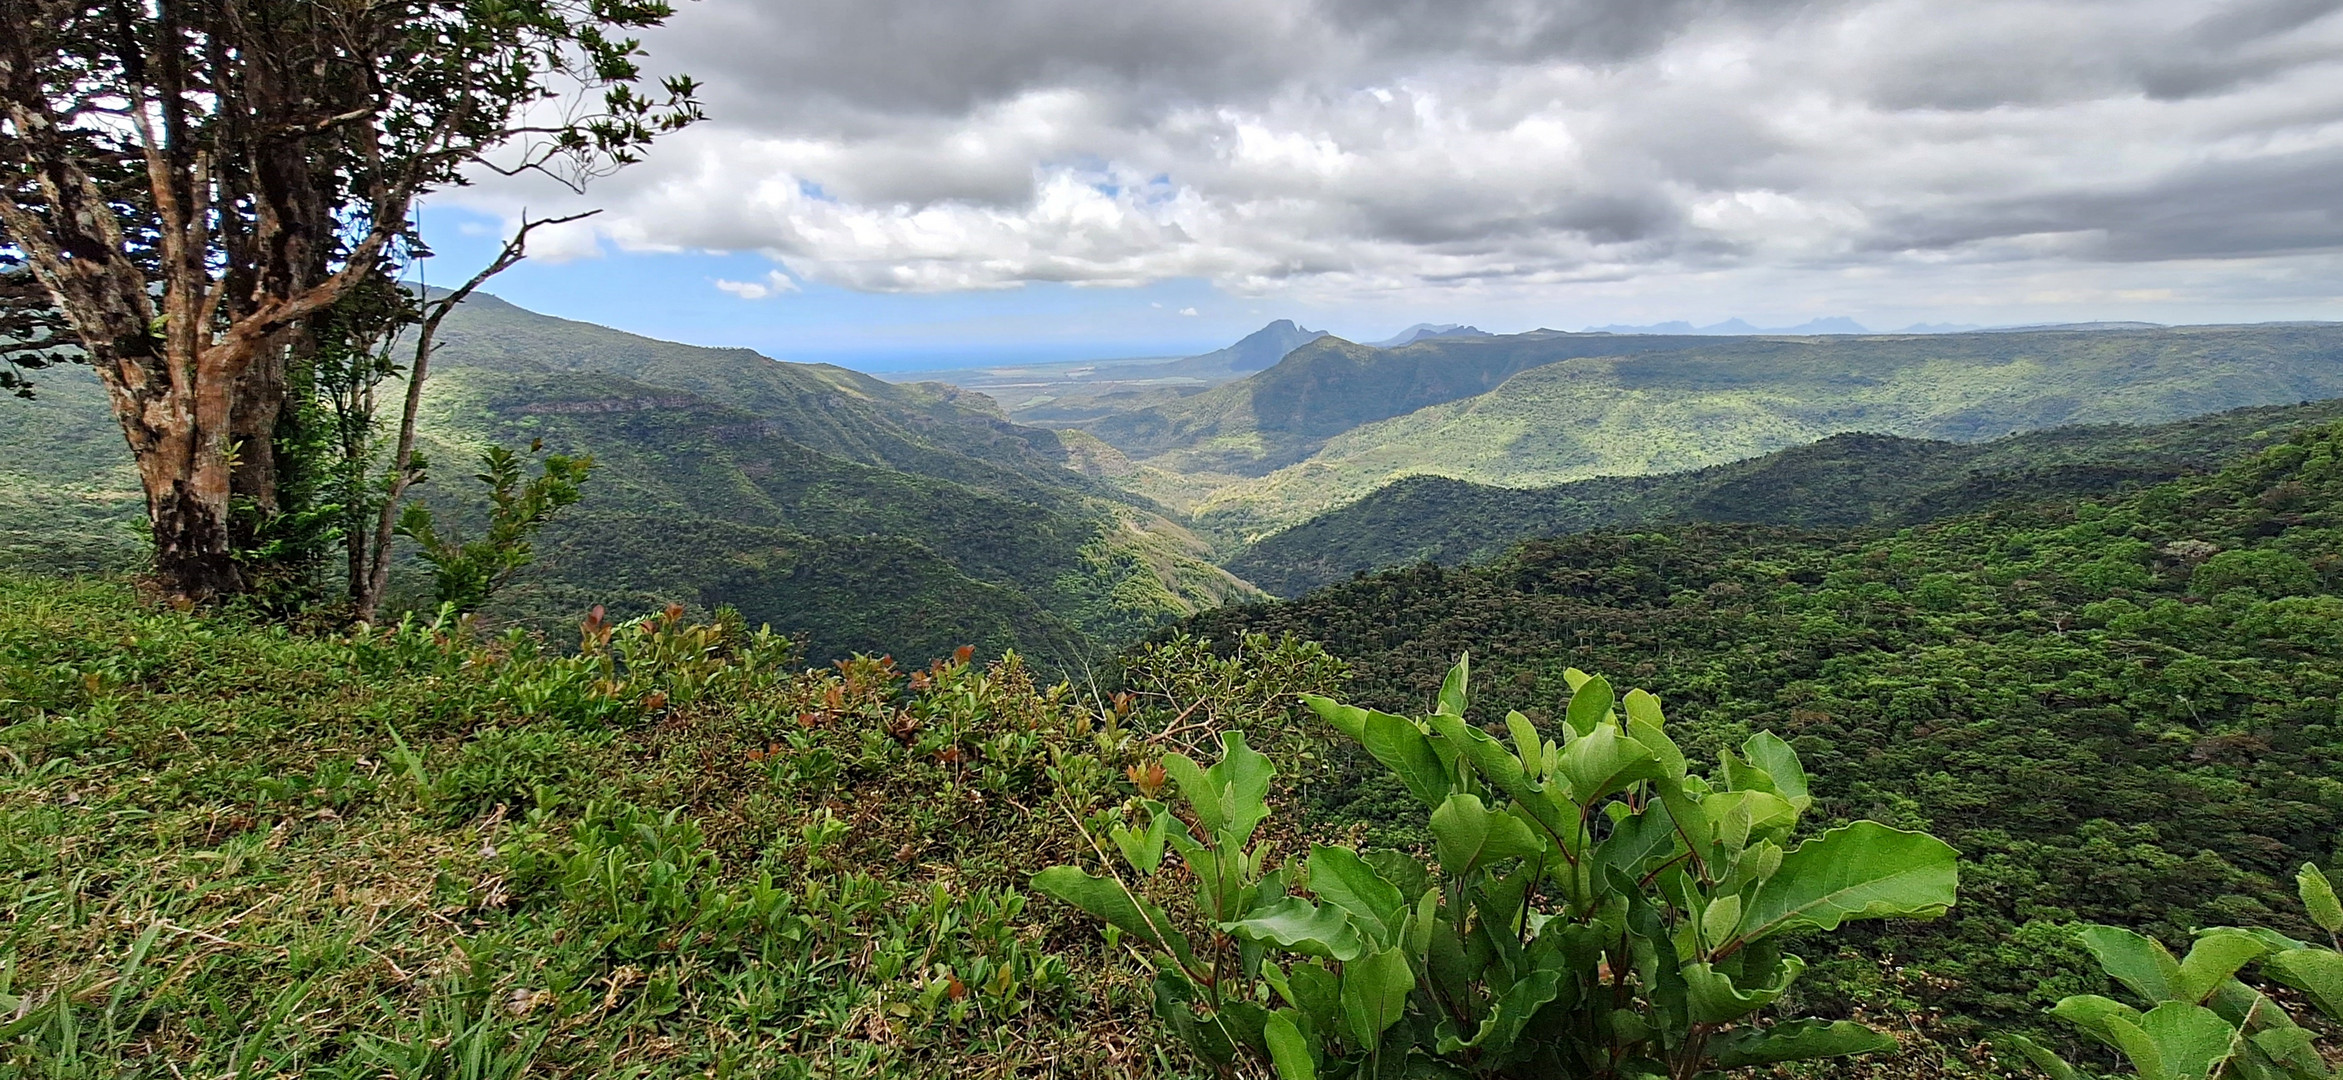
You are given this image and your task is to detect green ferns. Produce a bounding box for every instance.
[1038,654,1958,1078]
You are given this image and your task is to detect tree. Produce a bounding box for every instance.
[0,0,698,603]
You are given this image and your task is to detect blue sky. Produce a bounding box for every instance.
[419,205,1314,372]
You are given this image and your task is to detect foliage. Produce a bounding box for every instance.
[1229,400,2343,597]
[0,574,1196,1077]
[397,443,596,613]
[1182,423,2343,1040]
[2004,864,2343,1080]
[1041,654,1959,1079]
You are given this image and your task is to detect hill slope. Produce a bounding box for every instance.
[1183,420,2343,1031]
[1189,323,2343,531]
[0,294,1253,662]
[1229,398,2343,596]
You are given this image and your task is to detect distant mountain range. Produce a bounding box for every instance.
[1367,323,1492,347]
[1585,316,1875,335]
[1224,397,2343,596]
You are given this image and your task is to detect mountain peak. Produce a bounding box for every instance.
[1212,319,1330,372]
[1370,323,1492,348]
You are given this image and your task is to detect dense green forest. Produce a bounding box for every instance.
[0,293,1249,663]
[1180,420,2343,1040]
[1231,399,2343,597]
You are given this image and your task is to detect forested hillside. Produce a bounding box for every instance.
[0,294,1251,664]
[1231,398,2343,596]
[1186,323,2343,532]
[1181,420,2343,1032]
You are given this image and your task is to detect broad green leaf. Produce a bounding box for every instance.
[1309,846,1406,945]
[1225,896,1367,962]
[2263,948,2343,1021]
[1431,793,1544,877]
[1437,653,1470,717]
[1623,687,1666,729]
[1302,694,1371,743]
[1264,1010,1316,1080]
[1710,1019,1894,1068]
[2173,930,2269,1004]
[1702,895,1744,954]
[1364,849,1430,900]
[1435,969,1562,1053]
[1558,722,1661,805]
[2050,994,2144,1044]
[1998,1033,2082,1080]
[1506,710,1546,777]
[2080,926,2183,1004]
[1596,803,1682,882]
[1562,667,1592,691]
[1110,802,1173,876]
[2301,864,2343,935]
[1204,730,1274,842]
[1034,867,1196,970]
[1362,709,1453,809]
[1736,822,1957,943]
[1161,752,1222,832]
[2116,1002,2238,1080]
[1341,946,1416,1049]
[1285,962,1342,1035]
[1153,970,1237,1066]
[1741,731,1812,808]
[2248,1023,2325,1077]
[1683,955,1805,1024]
[1426,710,1534,803]
[1565,675,1616,737]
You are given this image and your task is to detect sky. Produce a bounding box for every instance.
[430,0,2343,372]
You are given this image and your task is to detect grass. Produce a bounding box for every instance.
[0,575,1189,1077]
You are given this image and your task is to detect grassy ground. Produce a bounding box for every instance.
[0,574,1187,1078]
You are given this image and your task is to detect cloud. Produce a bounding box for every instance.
[712,270,802,300]
[453,0,2343,311]
[1178,306,1199,316]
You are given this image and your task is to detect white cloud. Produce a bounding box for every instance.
[712,270,802,300]
[1178,306,1199,315]
[449,0,2343,317]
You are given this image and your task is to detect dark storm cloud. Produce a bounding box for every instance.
[471,0,2343,301]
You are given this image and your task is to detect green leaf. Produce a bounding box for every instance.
[1205,730,1275,842]
[1736,821,1957,943]
[1702,895,1744,954]
[2050,994,2144,1043]
[1226,897,1369,962]
[1340,946,1416,1050]
[1565,675,1615,737]
[1425,710,1535,803]
[1286,963,1342,1035]
[2110,1002,2238,1080]
[1265,1009,1317,1080]
[1361,709,1453,809]
[1302,694,1370,743]
[2080,926,2183,1003]
[2173,930,2269,1004]
[1110,802,1173,876]
[1740,731,1812,808]
[1709,1019,1895,1068]
[1435,968,1562,1054]
[1558,723,1661,805]
[1431,793,1544,877]
[1308,846,1406,945]
[1032,867,1196,971]
[1437,653,1470,718]
[2301,864,2343,935]
[1683,955,1805,1024]
[2263,948,2343,1021]
[1997,1033,2082,1080]
[1596,802,1682,882]
[1161,752,1221,832]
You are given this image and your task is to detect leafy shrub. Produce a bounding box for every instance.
[1038,653,1959,1079]
[2006,864,2343,1080]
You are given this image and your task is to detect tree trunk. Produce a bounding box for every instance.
[103,342,248,604]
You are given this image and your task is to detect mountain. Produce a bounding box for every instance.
[1182,319,1329,374]
[1182,419,2343,1032]
[1225,397,2343,596]
[1172,322,2343,533]
[0,292,1254,663]
[886,320,1330,427]
[1585,316,1869,334]
[1367,323,1489,348]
